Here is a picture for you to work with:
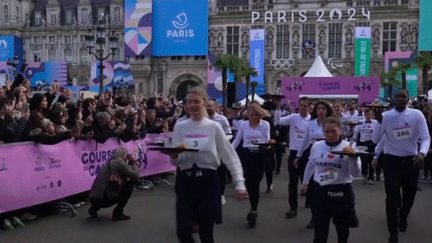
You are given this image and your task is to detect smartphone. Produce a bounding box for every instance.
[21,103,29,113]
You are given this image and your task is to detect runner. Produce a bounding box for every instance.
[351,109,378,185]
[295,101,333,228]
[301,117,361,243]
[207,100,232,206]
[165,87,248,243]
[371,90,431,243]
[274,97,311,219]
[231,103,275,228]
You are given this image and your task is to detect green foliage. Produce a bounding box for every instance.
[380,63,414,87]
[250,81,258,87]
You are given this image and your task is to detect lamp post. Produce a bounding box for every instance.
[85,13,119,95]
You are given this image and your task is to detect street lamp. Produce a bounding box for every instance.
[85,13,119,95]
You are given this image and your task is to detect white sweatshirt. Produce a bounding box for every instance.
[274,109,311,151]
[231,120,270,150]
[171,118,246,190]
[372,108,431,157]
[303,140,361,186]
[297,119,324,158]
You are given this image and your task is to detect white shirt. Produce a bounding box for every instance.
[372,108,431,157]
[209,113,232,140]
[232,120,270,150]
[303,140,361,186]
[297,119,324,158]
[352,119,378,143]
[171,118,245,190]
[373,137,385,160]
[176,115,189,124]
[275,110,311,151]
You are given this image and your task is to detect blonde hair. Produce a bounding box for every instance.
[247,103,270,118]
[186,87,209,105]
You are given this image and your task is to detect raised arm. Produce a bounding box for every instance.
[231,123,244,149]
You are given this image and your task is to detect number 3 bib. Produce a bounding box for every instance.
[393,126,413,141]
[318,169,338,186]
[184,133,210,150]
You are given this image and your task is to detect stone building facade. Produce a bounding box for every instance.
[0,0,425,99]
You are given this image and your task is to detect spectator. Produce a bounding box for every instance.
[146,97,177,119]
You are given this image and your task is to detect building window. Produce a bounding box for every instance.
[16,7,19,20]
[328,23,343,58]
[139,83,143,93]
[82,8,88,24]
[383,22,397,55]
[80,35,87,42]
[49,36,56,43]
[48,49,56,62]
[78,77,87,86]
[4,5,8,20]
[98,8,105,23]
[33,53,41,62]
[302,24,316,58]
[35,11,42,25]
[80,49,88,64]
[226,26,239,55]
[64,49,72,64]
[276,25,290,59]
[50,10,57,25]
[114,7,121,23]
[33,36,40,44]
[64,36,71,43]
[66,10,73,24]
[356,22,370,27]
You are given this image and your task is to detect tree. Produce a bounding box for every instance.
[240,64,258,108]
[250,81,258,102]
[415,51,432,95]
[214,54,244,116]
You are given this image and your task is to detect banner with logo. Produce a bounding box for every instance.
[383,51,418,99]
[23,62,68,88]
[90,61,134,91]
[124,0,152,56]
[0,36,24,75]
[281,77,380,107]
[420,0,432,51]
[0,134,176,214]
[152,0,208,56]
[250,29,265,96]
[355,27,371,76]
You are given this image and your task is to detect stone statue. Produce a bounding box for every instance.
[241,31,248,47]
[209,33,215,48]
[41,14,46,26]
[411,27,418,44]
[401,27,408,44]
[346,29,353,45]
[217,33,223,47]
[58,13,61,25]
[292,30,299,46]
[319,30,326,46]
[266,31,273,47]
[26,13,30,26]
[373,28,380,45]
[72,14,77,26]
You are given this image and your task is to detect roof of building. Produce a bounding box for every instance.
[34,0,111,9]
[218,0,249,7]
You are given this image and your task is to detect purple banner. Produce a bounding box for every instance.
[281,76,380,107]
[0,134,175,213]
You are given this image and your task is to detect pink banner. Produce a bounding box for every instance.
[0,134,175,213]
[281,76,380,107]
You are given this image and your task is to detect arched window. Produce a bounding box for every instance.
[50,10,56,25]
[4,5,8,20]
[82,8,88,24]
[16,7,19,20]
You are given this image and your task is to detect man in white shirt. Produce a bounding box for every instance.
[274,97,311,219]
[372,90,431,243]
[207,100,232,205]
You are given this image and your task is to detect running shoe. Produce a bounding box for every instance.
[112,214,131,221]
[388,234,398,243]
[2,219,14,230]
[420,176,428,181]
[306,220,315,229]
[221,195,226,206]
[19,212,36,221]
[285,210,297,219]
[247,211,257,228]
[265,185,274,194]
[376,176,381,181]
[367,179,374,185]
[12,217,25,228]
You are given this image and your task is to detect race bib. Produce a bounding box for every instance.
[184,133,210,150]
[361,130,373,141]
[295,132,304,141]
[318,169,338,186]
[393,127,413,141]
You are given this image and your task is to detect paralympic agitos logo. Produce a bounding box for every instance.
[167,13,194,38]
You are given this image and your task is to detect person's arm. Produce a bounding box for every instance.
[351,125,360,145]
[266,117,277,140]
[157,105,177,119]
[170,123,184,163]
[373,137,385,160]
[297,124,311,158]
[302,145,316,185]
[33,132,72,145]
[264,121,271,143]
[215,124,246,191]
[372,121,384,145]
[115,158,140,183]
[231,123,244,149]
[275,110,293,126]
[348,155,361,177]
[418,112,431,156]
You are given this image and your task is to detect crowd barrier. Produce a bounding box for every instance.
[0,133,176,214]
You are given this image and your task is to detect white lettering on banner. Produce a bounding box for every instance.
[251,8,371,24]
[254,49,261,75]
[167,12,195,39]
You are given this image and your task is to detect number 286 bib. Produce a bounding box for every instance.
[393,126,413,141]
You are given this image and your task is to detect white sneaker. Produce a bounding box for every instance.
[19,212,36,221]
[79,202,86,206]
[221,195,226,206]
[367,179,374,185]
[420,176,428,181]
[72,203,81,208]
[2,219,14,230]
[12,217,25,227]
[363,176,368,184]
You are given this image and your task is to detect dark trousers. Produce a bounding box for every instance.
[383,154,419,236]
[275,147,284,172]
[313,211,350,243]
[245,173,264,211]
[265,149,275,188]
[240,149,266,212]
[217,163,227,195]
[376,153,384,178]
[89,180,134,217]
[424,152,432,177]
[299,147,314,208]
[360,155,375,180]
[176,167,221,243]
[288,150,303,210]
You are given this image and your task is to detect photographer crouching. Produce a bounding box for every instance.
[88,147,140,221]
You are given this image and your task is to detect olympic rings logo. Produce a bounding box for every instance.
[270,58,295,70]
